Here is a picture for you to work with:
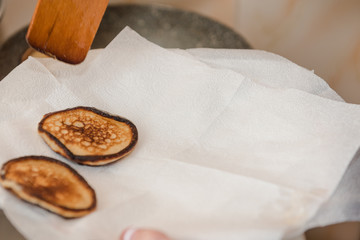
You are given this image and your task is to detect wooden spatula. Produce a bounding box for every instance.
[26,0,109,64]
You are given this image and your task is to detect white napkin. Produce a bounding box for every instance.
[1,27,360,240]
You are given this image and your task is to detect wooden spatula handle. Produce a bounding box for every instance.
[26,0,109,64]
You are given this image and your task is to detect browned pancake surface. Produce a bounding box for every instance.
[38,107,138,165]
[0,156,96,218]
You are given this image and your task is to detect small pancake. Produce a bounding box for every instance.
[0,156,96,218]
[38,107,138,166]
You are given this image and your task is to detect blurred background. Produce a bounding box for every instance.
[0,0,359,103]
[0,0,359,239]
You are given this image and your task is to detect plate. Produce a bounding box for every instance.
[0,4,250,240]
[0,3,250,80]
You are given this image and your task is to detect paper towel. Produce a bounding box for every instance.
[184,48,360,233]
[0,27,360,240]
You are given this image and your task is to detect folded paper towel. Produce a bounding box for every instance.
[0,27,360,240]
